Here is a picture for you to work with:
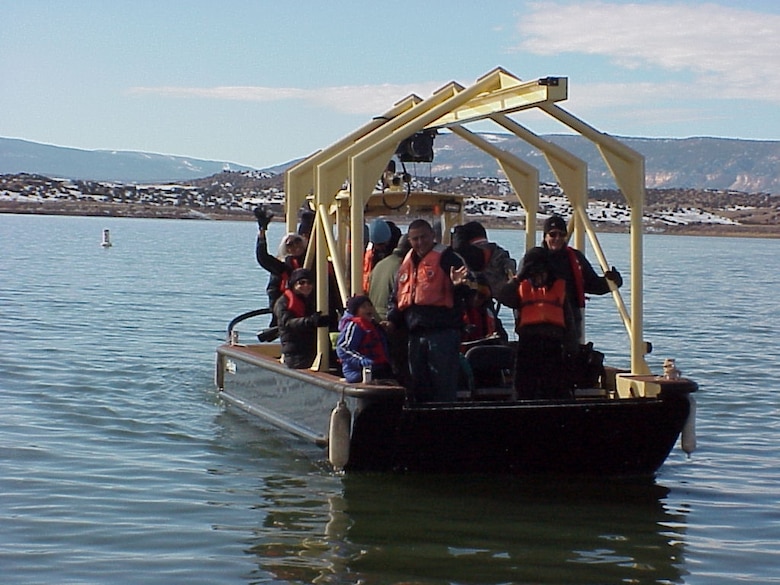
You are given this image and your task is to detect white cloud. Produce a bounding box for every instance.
[129,82,444,115]
[128,2,780,128]
[515,1,780,102]
[129,86,306,101]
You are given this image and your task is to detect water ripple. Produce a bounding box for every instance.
[2,216,780,584]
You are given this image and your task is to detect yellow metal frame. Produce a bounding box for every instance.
[284,67,648,374]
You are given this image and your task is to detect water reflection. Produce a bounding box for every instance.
[247,473,688,585]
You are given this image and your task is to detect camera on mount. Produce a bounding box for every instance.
[395,130,436,163]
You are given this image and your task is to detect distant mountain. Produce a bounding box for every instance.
[2,133,780,194]
[252,133,780,195]
[0,137,255,183]
[426,133,780,194]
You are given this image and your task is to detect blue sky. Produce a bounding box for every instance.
[2,0,779,169]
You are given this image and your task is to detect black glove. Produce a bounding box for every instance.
[305,312,329,328]
[253,205,273,230]
[304,312,319,328]
[605,266,623,288]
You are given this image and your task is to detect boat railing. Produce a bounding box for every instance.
[226,307,272,342]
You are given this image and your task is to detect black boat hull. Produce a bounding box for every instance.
[217,344,694,476]
[376,397,690,475]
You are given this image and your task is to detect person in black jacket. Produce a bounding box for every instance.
[274,268,329,369]
[541,215,623,344]
[497,247,575,399]
[386,219,473,402]
[452,220,516,297]
[254,206,308,323]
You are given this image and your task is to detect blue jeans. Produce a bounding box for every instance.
[408,328,461,402]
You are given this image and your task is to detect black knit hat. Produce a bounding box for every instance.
[518,247,552,280]
[452,221,487,250]
[346,294,371,315]
[543,215,567,235]
[288,268,313,288]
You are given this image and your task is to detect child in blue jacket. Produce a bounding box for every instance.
[336,295,393,383]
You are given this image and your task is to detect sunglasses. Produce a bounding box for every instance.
[546,230,567,238]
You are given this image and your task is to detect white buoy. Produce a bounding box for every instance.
[101,228,112,248]
[328,399,351,471]
[681,394,697,455]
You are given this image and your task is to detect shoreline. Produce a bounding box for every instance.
[1,200,777,239]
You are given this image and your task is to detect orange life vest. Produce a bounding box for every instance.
[362,245,375,294]
[518,278,566,328]
[396,245,454,311]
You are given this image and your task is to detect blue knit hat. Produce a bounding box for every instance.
[368,219,391,244]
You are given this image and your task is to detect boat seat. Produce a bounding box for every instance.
[465,345,514,399]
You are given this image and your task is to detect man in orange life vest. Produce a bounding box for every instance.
[542,215,623,344]
[387,219,472,402]
[497,247,575,399]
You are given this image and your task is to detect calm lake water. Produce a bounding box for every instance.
[1,213,779,584]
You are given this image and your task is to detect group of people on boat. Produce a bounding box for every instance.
[252,205,622,402]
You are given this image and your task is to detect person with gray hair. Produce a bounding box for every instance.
[254,206,307,322]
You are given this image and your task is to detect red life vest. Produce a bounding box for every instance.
[279,256,302,294]
[518,278,566,328]
[282,288,307,318]
[463,306,497,341]
[346,316,389,364]
[565,247,586,308]
[396,245,454,311]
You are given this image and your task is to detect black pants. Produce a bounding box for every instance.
[514,334,568,400]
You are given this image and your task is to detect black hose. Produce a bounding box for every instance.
[226,307,271,336]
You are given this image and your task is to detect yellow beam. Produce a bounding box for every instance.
[448,125,539,251]
[286,66,648,376]
[491,113,588,245]
[284,94,421,233]
[430,76,568,129]
[312,69,564,294]
[348,69,533,210]
[540,103,648,374]
[315,81,467,294]
[542,104,645,208]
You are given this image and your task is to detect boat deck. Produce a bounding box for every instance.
[216,341,693,402]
